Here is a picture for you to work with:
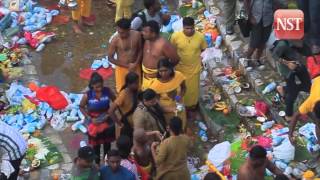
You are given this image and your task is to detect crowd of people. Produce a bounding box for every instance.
[1,0,320,179]
[67,0,320,179]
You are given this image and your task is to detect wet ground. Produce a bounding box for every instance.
[31,0,117,92]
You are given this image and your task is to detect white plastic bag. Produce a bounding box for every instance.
[207,141,231,171]
[273,137,295,162]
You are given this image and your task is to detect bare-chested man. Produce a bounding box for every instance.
[108,18,142,93]
[141,20,180,90]
[238,145,283,180]
[132,128,153,175]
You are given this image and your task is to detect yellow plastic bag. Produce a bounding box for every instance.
[22,98,36,113]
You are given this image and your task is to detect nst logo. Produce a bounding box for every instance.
[274,9,304,40]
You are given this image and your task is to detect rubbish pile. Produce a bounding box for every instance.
[0,0,59,51]
[0,46,24,80]
[1,81,87,134]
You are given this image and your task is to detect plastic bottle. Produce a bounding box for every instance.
[275,161,288,171]
[77,110,85,120]
[262,82,276,94]
[205,33,212,47]
[66,116,78,122]
[36,117,46,129]
[198,122,207,131]
[78,124,87,133]
[261,120,275,131]
[71,121,83,131]
[272,136,285,146]
[192,0,197,8]
[69,108,77,117]
[20,125,35,133]
[175,96,184,112]
[203,10,212,19]
[46,108,53,119]
[215,35,222,48]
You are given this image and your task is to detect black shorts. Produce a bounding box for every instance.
[249,21,272,49]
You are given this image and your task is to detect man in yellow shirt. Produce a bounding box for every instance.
[170,17,207,112]
[289,76,320,144]
[115,0,133,22]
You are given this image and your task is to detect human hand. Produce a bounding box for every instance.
[151,142,160,150]
[153,131,162,140]
[287,62,298,70]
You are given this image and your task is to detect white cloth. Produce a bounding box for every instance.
[1,153,15,178]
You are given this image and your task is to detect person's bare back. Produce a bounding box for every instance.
[238,162,266,180]
[133,144,152,167]
[109,30,142,67]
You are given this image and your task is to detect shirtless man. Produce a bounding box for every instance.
[141,20,180,90]
[132,129,153,175]
[238,145,283,180]
[108,18,142,93]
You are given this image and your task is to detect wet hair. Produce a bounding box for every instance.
[314,101,320,119]
[107,149,120,158]
[141,88,157,101]
[157,58,175,78]
[144,0,156,9]
[275,174,289,180]
[89,72,103,89]
[143,20,160,35]
[116,18,131,30]
[121,72,139,90]
[249,145,267,159]
[116,135,132,159]
[183,17,195,27]
[169,117,183,135]
[204,172,222,180]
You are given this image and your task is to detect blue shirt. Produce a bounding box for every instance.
[100,166,135,180]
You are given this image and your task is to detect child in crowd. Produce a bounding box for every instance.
[71,146,100,180]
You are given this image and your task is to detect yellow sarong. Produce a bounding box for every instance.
[71,0,92,21]
[115,0,133,22]
[115,66,141,93]
[142,64,157,90]
[149,71,187,130]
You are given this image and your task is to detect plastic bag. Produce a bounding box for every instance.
[207,141,231,171]
[35,86,68,110]
[273,138,295,162]
[254,101,269,117]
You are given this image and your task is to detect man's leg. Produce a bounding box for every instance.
[82,0,94,26]
[224,0,236,35]
[93,144,101,164]
[115,0,124,22]
[71,0,83,33]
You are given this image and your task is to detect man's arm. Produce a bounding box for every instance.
[266,160,283,176]
[107,38,129,68]
[163,41,180,66]
[237,166,250,180]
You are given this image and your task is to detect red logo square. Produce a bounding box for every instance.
[274,9,304,40]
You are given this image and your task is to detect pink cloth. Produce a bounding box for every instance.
[121,159,139,180]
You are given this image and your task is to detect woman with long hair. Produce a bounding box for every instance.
[108,72,140,139]
[79,72,117,165]
[149,58,187,130]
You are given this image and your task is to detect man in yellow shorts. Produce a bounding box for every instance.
[71,0,94,33]
[170,17,207,111]
[115,0,134,22]
[108,18,142,93]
